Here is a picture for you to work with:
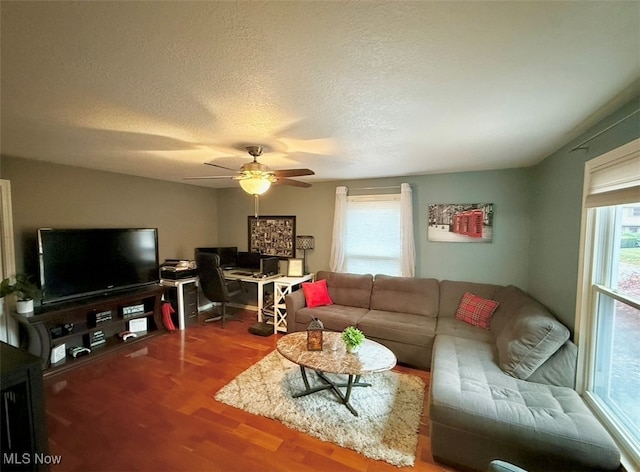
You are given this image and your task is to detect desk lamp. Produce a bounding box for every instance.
[296,235,314,275]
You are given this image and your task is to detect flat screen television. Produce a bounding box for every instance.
[38,228,160,305]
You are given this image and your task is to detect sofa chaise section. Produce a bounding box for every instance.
[430,334,620,471]
[430,282,616,471]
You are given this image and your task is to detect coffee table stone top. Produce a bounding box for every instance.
[277,331,397,375]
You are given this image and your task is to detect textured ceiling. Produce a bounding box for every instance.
[1,1,639,188]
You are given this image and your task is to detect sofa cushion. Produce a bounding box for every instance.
[495,301,570,380]
[370,274,439,317]
[436,317,494,343]
[357,309,436,347]
[295,305,369,332]
[526,340,577,389]
[430,335,620,471]
[317,271,373,308]
[491,285,533,337]
[455,292,499,329]
[439,280,503,318]
[301,279,333,308]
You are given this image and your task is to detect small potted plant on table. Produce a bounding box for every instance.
[342,326,365,353]
[1,274,41,314]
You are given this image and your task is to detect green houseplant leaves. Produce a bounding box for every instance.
[342,326,365,352]
[0,274,41,301]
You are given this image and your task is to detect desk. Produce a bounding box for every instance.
[223,270,282,320]
[160,277,198,331]
[272,275,314,333]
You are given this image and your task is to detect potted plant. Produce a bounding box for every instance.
[1,274,41,314]
[342,326,365,353]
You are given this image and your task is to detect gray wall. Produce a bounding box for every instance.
[528,97,640,332]
[0,156,220,273]
[218,169,532,289]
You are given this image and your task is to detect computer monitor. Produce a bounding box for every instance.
[260,256,280,276]
[194,247,238,269]
[237,251,261,270]
[217,247,238,269]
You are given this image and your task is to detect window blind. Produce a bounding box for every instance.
[344,194,401,275]
[585,138,640,208]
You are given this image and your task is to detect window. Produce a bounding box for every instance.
[576,139,640,468]
[330,184,415,276]
[590,204,640,443]
[343,194,402,275]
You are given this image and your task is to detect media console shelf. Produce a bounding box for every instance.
[14,285,164,377]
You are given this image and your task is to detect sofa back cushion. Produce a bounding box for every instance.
[526,340,578,388]
[316,271,373,308]
[491,285,533,337]
[495,300,570,380]
[370,274,439,317]
[439,280,503,318]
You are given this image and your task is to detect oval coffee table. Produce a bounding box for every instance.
[276,331,397,416]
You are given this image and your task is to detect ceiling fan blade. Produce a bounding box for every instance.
[183,176,236,180]
[272,168,315,178]
[274,178,312,188]
[205,162,240,172]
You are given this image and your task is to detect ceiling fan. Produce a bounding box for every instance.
[185,145,315,195]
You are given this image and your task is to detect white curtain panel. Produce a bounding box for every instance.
[400,183,416,277]
[329,186,348,272]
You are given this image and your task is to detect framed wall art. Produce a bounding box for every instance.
[427,203,493,243]
[287,258,304,277]
[248,215,296,258]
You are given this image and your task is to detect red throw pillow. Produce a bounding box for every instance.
[455,292,499,329]
[302,279,333,308]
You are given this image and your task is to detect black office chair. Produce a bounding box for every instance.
[196,252,243,327]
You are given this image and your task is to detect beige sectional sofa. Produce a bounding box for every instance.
[285,271,621,472]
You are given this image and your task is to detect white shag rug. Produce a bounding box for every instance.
[214,351,425,467]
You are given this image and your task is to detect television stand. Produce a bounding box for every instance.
[13,285,164,377]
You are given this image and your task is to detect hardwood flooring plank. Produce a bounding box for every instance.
[43,309,458,471]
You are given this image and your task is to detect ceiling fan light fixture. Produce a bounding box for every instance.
[239,174,272,195]
[186,144,314,191]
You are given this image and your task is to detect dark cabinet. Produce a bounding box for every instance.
[166,283,199,327]
[183,284,199,326]
[14,285,164,376]
[0,342,48,472]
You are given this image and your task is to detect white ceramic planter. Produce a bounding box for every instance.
[16,298,34,314]
[346,343,360,353]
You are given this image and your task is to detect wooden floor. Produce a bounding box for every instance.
[44,309,457,472]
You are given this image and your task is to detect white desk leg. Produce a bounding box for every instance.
[273,283,284,334]
[257,282,264,323]
[177,283,186,331]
